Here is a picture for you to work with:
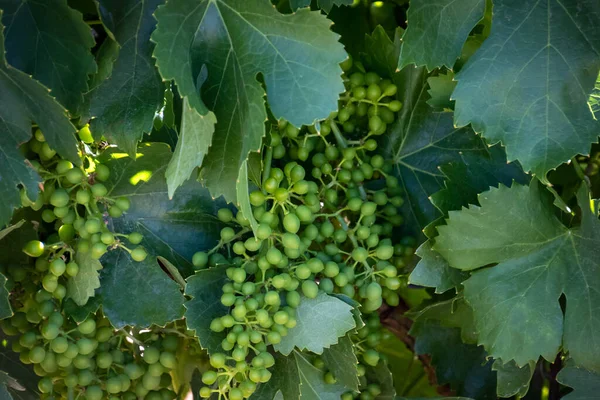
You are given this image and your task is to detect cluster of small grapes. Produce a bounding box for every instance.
[0,127,191,397]
[1,297,194,399]
[190,59,415,399]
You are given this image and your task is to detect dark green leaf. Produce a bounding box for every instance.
[63,296,101,323]
[557,366,600,400]
[165,98,216,198]
[590,72,600,118]
[101,143,225,277]
[322,335,359,392]
[66,250,101,306]
[426,72,456,110]
[398,0,485,70]
[364,26,402,79]
[152,0,346,202]
[289,0,353,13]
[492,359,534,398]
[90,0,164,156]
[274,292,356,355]
[435,182,600,371]
[0,340,38,400]
[100,249,185,328]
[410,241,467,294]
[250,352,300,400]
[184,266,229,355]
[0,274,11,320]
[384,75,488,235]
[0,12,79,227]
[0,0,96,115]
[452,0,600,180]
[411,320,496,399]
[0,220,24,241]
[294,351,348,399]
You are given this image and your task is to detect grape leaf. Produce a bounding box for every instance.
[452,0,600,180]
[89,0,164,156]
[426,72,456,110]
[0,220,24,241]
[411,145,528,293]
[152,0,346,202]
[410,241,467,294]
[0,0,96,115]
[274,292,356,355]
[63,296,101,323]
[66,250,101,306]
[0,12,81,227]
[289,0,353,13]
[0,342,38,400]
[322,335,359,392]
[398,0,485,70]
[411,319,497,399]
[492,359,534,398]
[184,266,229,355]
[101,143,226,277]
[253,351,348,400]
[100,249,185,328]
[364,26,402,79]
[165,97,217,199]
[434,181,600,371]
[0,274,11,320]
[557,366,600,400]
[384,75,488,235]
[590,72,600,118]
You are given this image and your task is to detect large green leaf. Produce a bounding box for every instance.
[435,181,600,371]
[0,341,38,400]
[321,335,359,392]
[452,0,600,180]
[63,296,101,323]
[274,292,356,355]
[152,0,346,202]
[101,143,225,277]
[384,78,488,235]
[492,359,534,398]
[0,13,80,227]
[89,0,164,156]
[410,145,528,293]
[0,0,96,115]
[184,266,229,355]
[165,97,217,198]
[100,249,185,328]
[252,351,348,400]
[365,361,396,399]
[557,366,600,400]
[590,72,600,118]
[398,0,485,70]
[411,320,496,399]
[289,0,353,13]
[66,250,101,306]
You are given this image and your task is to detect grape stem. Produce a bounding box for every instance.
[329,120,368,201]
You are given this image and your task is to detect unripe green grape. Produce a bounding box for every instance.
[106,376,122,394]
[244,237,262,252]
[264,290,281,306]
[77,338,96,355]
[96,352,113,369]
[78,125,94,143]
[352,247,369,263]
[143,347,160,364]
[56,353,72,368]
[95,164,110,182]
[307,258,324,274]
[19,331,37,348]
[78,319,96,335]
[96,326,113,342]
[58,224,75,241]
[100,232,114,245]
[294,264,311,280]
[38,377,53,393]
[159,352,176,369]
[131,247,147,262]
[266,247,282,265]
[274,188,289,203]
[324,261,340,278]
[388,100,403,112]
[363,349,380,366]
[75,189,91,205]
[53,206,70,219]
[109,205,123,218]
[385,276,401,290]
[115,196,131,211]
[192,251,208,269]
[91,243,107,259]
[50,188,70,208]
[39,143,56,160]
[125,363,145,380]
[49,258,66,277]
[42,274,58,293]
[366,282,383,300]
[85,218,102,234]
[349,72,365,87]
[29,346,46,363]
[91,183,108,197]
[210,353,226,369]
[23,240,44,257]
[302,280,319,298]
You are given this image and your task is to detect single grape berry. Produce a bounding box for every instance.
[192,251,208,269]
[23,240,44,257]
[95,164,110,181]
[131,247,148,262]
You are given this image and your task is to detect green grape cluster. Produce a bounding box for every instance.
[21,128,147,266]
[1,294,194,400]
[190,58,415,399]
